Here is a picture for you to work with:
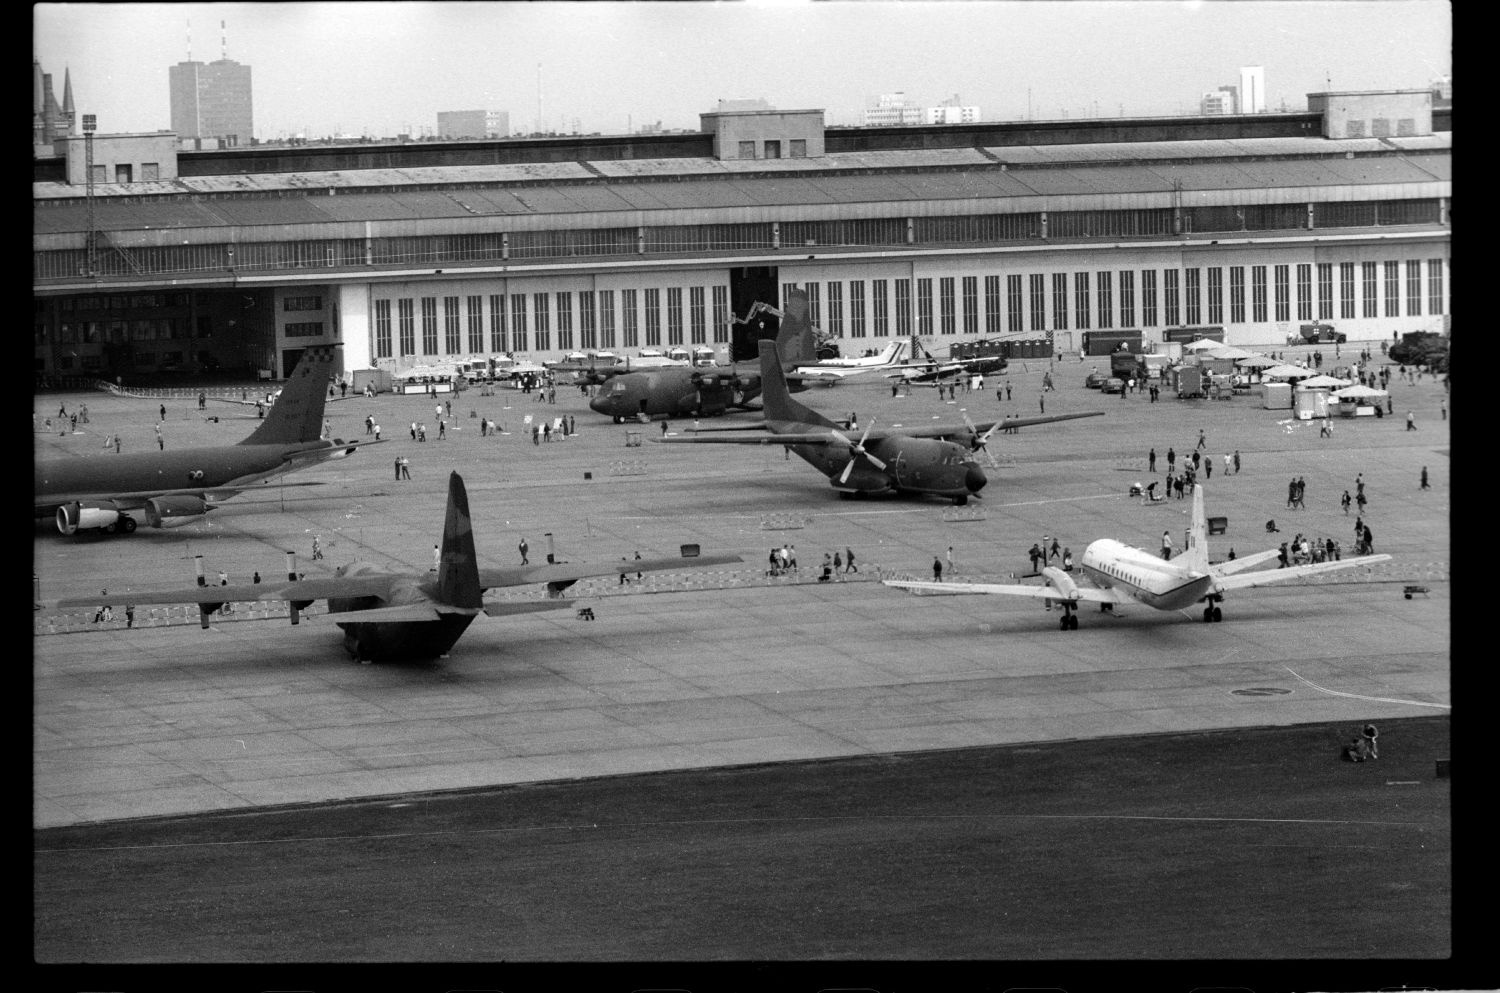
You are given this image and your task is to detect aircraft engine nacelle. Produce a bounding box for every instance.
[145,495,211,528]
[323,439,355,460]
[1040,566,1080,600]
[56,502,123,535]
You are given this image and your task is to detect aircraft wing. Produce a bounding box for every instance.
[657,410,1105,447]
[685,420,768,433]
[42,573,402,609]
[206,396,273,408]
[654,432,836,446]
[1211,554,1391,592]
[477,553,742,589]
[883,579,1134,606]
[887,411,1105,440]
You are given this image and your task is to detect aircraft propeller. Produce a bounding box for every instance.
[830,419,886,484]
[962,413,1002,470]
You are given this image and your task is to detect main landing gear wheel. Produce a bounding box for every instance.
[1059,614,1079,630]
[121,516,137,533]
[1202,605,1223,623]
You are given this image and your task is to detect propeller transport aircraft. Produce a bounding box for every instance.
[586,290,818,423]
[656,339,1103,504]
[42,471,743,663]
[785,337,913,385]
[886,484,1391,629]
[36,346,380,537]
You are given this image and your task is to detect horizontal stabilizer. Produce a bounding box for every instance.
[331,603,481,623]
[884,579,1131,605]
[481,599,576,618]
[478,553,742,589]
[1209,549,1282,577]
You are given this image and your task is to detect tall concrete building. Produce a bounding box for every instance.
[169,46,253,146]
[864,93,923,126]
[33,59,75,147]
[1239,66,1266,113]
[436,110,511,139]
[1201,85,1238,115]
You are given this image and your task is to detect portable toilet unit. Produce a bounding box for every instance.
[1262,381,1293,409]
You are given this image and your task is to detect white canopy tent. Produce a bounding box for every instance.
[1331,384,1389,400]
[1297,374,1352,389]
[1262,364,1315,379]
[1180,338,1223,353]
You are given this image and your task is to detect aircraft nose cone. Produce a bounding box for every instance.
[966,464,988,493]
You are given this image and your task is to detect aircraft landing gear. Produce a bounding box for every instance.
[121,515,137,533]
[953,496,968,506]
[1058,604,1078,630]
[1202,604,1223,622]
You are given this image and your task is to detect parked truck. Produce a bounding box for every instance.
[1109,349,1142,381]
[1289,322,1346,344]
[1081,329,1144,356]
[1173,365,1207,399]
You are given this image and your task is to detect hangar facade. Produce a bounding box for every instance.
[32,91,1449,382]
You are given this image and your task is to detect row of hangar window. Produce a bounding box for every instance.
[366,259,1447,359]
[33,199,1444,281]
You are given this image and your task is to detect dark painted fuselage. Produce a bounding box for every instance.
[770,420,987,501]
[36,442,339,512]
[590,366,758,422]
[325,566,476,662]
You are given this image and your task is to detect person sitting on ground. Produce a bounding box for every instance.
[1265,519,1279,533]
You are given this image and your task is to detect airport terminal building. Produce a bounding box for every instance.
[32,90,1449,382]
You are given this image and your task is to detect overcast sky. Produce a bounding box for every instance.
[35,1,1452,140]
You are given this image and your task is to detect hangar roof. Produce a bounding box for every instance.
[32,133,1450,236]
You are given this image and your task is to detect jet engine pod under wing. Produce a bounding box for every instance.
[145,494,212,528]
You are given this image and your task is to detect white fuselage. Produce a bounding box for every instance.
[793,341,908,374]
[1078,539,1213,611]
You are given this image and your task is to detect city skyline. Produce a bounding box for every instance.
[35,1,1451,141]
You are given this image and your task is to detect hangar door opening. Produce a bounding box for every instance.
[729,266,779,362]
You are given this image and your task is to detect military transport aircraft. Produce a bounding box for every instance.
[587,290,819,422]
[655,339,1103,504]
[36,346,379,536]
[41,471,743,662]
[885,484,1391,629]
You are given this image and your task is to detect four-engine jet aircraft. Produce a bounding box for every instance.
[656,339,1102,504]
[587,290,817,422]
[886,484,1391,628]
[36,346,378,536]
[42,471,743,662]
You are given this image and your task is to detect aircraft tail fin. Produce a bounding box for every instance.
[759,339,835,427]
[1183,484,1210,574]
[436,472,483,609]
[241,346,335,446]
[774,287,817,367]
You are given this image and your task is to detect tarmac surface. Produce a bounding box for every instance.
[35,344,1450,829]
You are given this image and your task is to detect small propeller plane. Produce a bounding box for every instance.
[655,339,1103,504]
[586,290,819,422]
[40,471,743,662]
[36,346,381,536]
[885,484,1392,629]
